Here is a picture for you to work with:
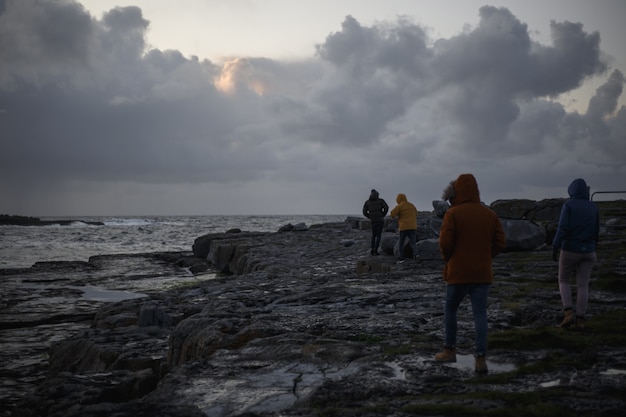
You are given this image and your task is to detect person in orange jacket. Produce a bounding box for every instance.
[435,173,506,375]
[390,193,418,263]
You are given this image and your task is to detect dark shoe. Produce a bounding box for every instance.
[435,347,456,363]
[370,250,375,256]
[576,316,585,330]
[373,250,380,256]
[475,355,488,375]
[560,308,575,328]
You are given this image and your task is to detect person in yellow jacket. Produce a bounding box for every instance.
[390,193,418,263]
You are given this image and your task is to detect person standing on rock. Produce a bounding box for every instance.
[390,193,418,263]
[363,189,389,256]
[552,178,599,330]
[435,173,506,375]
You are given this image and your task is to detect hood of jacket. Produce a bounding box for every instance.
[568,178,590,200]
[452,173,480,206]
[396,193,408,204]
[369,189,379,201]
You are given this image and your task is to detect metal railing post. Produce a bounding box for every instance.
[591,191,626,201]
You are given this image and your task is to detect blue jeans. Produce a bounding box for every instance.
[398,229,417,260]
[444,283,490,356]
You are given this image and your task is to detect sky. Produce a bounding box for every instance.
[0,0,624,216]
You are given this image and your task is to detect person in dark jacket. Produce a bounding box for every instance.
[363,189,389,256]
[552,178,599,330]
[435,174,506,375]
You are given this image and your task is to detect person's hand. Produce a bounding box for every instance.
[552,248,558,262]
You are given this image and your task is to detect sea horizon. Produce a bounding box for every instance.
[0,214,354,269]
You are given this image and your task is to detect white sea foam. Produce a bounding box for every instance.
[0,215,349,269]
[104,218,155,226]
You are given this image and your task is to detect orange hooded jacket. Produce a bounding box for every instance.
[439,174,506,284]
[390,193,418,231]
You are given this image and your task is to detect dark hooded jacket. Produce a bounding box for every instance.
[363,190,389,223]
[439,174,506,284]
[552,178,599,254]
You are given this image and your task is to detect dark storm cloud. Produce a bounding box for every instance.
[310,6,614,152]
[586,69,624,120]
[424,6,608,148]
[0,0,94,87]
[0,1,259,185]
[0,0,624,215]
[311,15,433,145]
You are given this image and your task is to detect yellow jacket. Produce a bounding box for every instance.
[390,194,418,231]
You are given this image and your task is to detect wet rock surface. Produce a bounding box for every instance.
[3,202,626,417]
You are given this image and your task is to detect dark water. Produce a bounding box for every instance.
[0,215,350,269]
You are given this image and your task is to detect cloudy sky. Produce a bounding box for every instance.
[1,0,624,216]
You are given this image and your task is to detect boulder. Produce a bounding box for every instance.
[208,239,237,273]
[501,219,546,251]
[529,198,565,221]
[344,216,362,229]
[349,217,397,232]
[417,213,442,241]
[191,233,227,259]
[380,235,397,255]
[278,222,308,232]
[384,217,398,232]
[491,199,536,219]
[416,239,441,261]
[192,231,266,260]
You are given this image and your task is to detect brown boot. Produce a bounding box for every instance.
[435,347,456,363]
[475,355,488,375]
[575,316,585,330]
[559,309,575,328]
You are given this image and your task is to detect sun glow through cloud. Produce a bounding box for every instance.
[214,58,267,95]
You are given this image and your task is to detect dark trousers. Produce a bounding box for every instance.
[371,221,384,251]
[398,229,417,260]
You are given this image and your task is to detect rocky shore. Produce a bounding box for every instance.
[0,214,105,226]
[2,200,625,417]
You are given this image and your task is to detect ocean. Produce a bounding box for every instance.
[0,215,351,269]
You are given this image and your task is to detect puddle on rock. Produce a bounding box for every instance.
[444,354,516,374]
[78,285,148,302]
[601,369,626,376]
[540,379,562,388]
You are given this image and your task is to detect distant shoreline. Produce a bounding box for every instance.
[0,214,104,226]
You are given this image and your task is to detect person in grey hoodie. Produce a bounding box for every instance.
[363,189,389,256]
[552,178,600,329]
